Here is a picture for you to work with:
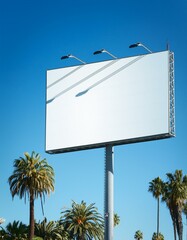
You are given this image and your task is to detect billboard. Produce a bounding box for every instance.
[46,50,175,153]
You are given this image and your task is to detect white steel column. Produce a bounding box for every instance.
[104,145,114,240]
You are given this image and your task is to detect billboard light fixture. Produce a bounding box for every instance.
[61,54,86,64]
[129,42,152,53]
[93,49,117,59]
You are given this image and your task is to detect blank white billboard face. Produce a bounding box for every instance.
[46,51,175,153]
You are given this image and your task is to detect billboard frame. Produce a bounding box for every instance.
[45,50,175,154]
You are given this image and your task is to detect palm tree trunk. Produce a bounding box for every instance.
[170,207,177,240]
[29,192,35,240]
[157,197,160,237]
[173,220,177,240]
[176,207,183,240]
[78,235,85,240]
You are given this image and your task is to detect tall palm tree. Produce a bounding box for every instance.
[148,177,164,238]
[8,152,55,240]
[61,200,104,240]
[162,170,187,240]
[134,230,143,240]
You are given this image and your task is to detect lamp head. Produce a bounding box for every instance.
[93,49,106,55]
[129,42,152,53]
[61,55,70,60]
[129,43,142,48]
[61,54,86,64]
[61,54,75,60]
[93,49,117,59]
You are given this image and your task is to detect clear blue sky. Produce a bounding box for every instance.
[0,0,187,239]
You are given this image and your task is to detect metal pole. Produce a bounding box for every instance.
[186,216,187,240]
[104,145,114,240]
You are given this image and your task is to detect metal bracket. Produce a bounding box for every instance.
[169,51,175,136]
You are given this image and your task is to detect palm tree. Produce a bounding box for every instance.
[134,230,143,240]
[35,218,69,240]
[148,177,164,238]
[61,200,104,240]
[8,152,55,240]
[5,220,28,239]
[114,213,120,227]
[0,227,7,239]
[152,232,164,240]
[162,170,187,240]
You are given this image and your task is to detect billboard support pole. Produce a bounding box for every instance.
[104,145,114,240]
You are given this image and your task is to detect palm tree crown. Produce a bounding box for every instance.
[8,151,55,240]
[149,177,164,237]
[149,177,164,199]
[8,152,54,200]
[152,232,164,240]
[6,220,28,239]
[61,200,104,240]
[35,218,68,240]
[114,213,120,227]
[134,230,143,240]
